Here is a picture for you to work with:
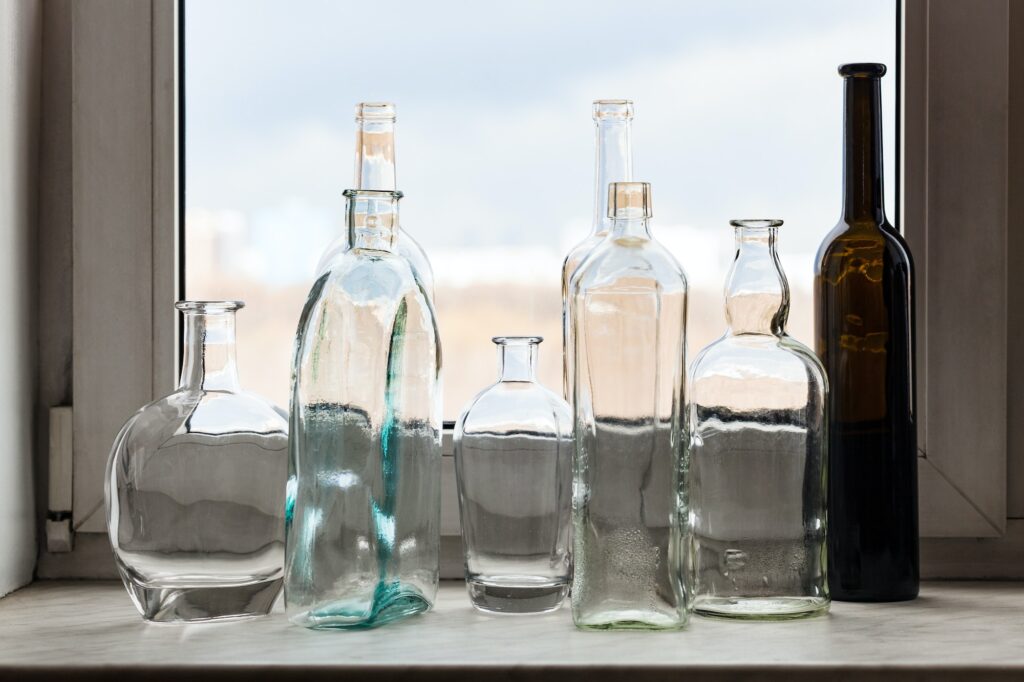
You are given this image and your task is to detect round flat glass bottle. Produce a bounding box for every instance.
[690,220,829,620]
[454,337,572,614]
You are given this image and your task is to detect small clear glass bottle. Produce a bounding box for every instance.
[568,182,691,630]
[454,336,572,614]
[562,99,634,399]
[287,189,442,629]
[105,301,288,622]
[690,219,829,620]
[316,102,435,298]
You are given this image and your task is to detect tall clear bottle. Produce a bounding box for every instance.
[815,63,918,602]
[561,100,634,399]
[316,103,435,298]
[569,182,690,630]
[286,189,442,629]
[690,220,829,620]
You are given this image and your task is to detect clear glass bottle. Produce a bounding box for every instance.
[454,336,572,614]
[105,301,288,622]
[815,63,918,602]
[286,189,442,629]
[561,99,634,399]
[690,219,829,620]
[568,182,690,630]
[316,102,435,298]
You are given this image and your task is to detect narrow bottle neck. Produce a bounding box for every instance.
[594,119,633,234]
[179,311,240,392]
[609,213,652,240]
[725,228,789,336]
[498,342,539,383]
[354,118,397,191]
[347,193,400,252]
[842,76,885,224]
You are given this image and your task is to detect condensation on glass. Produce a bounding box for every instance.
[454,336,572,614]
[105,301,288,622]
[690,219,829,620]
[562,99,634,400]
[315,102,435,298]
[286,189,442,629]
[568,181,691,630]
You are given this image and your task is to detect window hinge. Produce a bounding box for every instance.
[46,406,74,553]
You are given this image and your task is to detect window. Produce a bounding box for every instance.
[184,0,896,420]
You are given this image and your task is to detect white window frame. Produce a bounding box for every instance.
[37,0,1023,578]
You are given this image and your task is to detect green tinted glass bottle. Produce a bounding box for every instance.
[814,63,918,602]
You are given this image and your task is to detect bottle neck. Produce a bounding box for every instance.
[178,310,240,392]
[725,227,789,336]
[609,212,652,240]
[347,191,400,252]
[594,118,633,234]
[842,76,885,225]
[497,341,539,383]
[354,118,397,191]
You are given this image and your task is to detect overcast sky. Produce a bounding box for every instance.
[186,0,896,287]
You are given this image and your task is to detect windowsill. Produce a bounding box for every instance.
[1,581,1021,680]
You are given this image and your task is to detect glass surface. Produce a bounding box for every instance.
[314,102,434,296]
[815,64,918,602]
[105,301,288,622]
[184,0,896,419]
[690,220,829,620]
[454,337,572,614]
[285,190,442,629]
[569,182,690,630]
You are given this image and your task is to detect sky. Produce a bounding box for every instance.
[185,0,898,289]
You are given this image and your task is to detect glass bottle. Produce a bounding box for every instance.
[690,220,829,620]
[815,63,918,602]
[105,301,288,622]
[316,102,435,298]
[568,182,690,630]
[454,336,572,614]
[561,99,634,399]
[286,188,442,629]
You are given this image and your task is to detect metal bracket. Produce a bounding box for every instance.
[46,406,74,553]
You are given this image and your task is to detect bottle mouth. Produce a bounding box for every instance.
[593,99,634,120]
[343,189,404,199]
[175,300,244,313]
[355,102,396,121]
[730,219,783,230]
[492,336,543,346]
[838,63,886,79]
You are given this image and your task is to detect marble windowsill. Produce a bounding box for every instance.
[0,581,1022,681]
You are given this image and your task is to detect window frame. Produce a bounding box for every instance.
[38,0,1021,578]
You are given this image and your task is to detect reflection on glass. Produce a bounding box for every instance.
[105,301,288,622]
[286,189,442,629]
[690,220,829,620]
[454,336,572,614]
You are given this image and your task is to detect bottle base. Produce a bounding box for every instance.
[695,595,830,620]
[124,577,282,623]
[466,578,568,615]
[572,608,688,631]
[289,580,432,630]
[830,588,919,603]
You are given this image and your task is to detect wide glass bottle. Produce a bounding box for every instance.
[815,63,918,602]
[690,220,829,620]
[105,301,288,622]
[561,99,634,399]
[454,336,572,614]
[568,182,690,630]
[316,102,435,298]
[286,189,442,629]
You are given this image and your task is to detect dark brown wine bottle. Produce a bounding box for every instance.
[814,63,919,602]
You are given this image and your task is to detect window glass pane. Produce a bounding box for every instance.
[185,0,896,419]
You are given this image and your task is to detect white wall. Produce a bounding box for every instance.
[0,0,40,596]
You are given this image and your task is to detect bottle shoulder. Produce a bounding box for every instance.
[570,237,688,294]
[456,381,571,438]
[815,220,914,277]
[690,334,827,390]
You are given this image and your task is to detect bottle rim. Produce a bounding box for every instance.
[838,63,886,79]
[343,189,404,199]
[730,219,783,229]
[175,300,244,313]
[492,336,543,346]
